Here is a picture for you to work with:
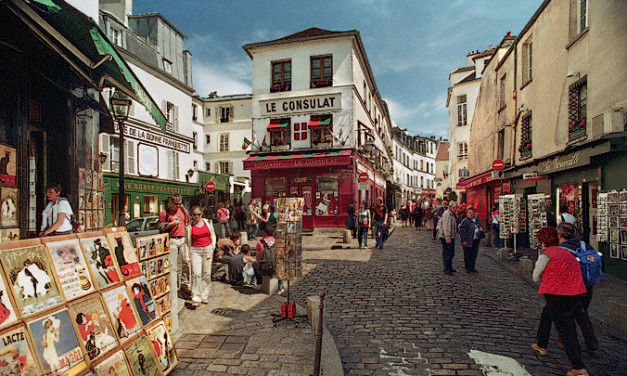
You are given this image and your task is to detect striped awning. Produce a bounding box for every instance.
[267,118,290,131]
[308,115,331,129]
[244,149,352,170]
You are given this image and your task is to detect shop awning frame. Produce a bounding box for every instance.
[267,118,290,132]
[308,115,332,129]
[244,149,352,170]
[7,0,168,130]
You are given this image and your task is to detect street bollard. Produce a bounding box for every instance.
[313,291,325,376]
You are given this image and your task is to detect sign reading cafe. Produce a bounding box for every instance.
[260,93,342,116]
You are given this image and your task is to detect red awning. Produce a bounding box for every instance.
[308,115,331,129]
[267,118,289,132]
[456,170,494,190]
[244,149,352,170]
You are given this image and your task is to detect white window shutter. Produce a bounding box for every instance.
[126,140,136,174]
[174,105,179,131]
[100,134,110,171]
[168,151,173,179]
[228,161,233,175]
[214,161,220,174]
[229,105,234,122]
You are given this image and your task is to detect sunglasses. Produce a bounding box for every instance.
[192,213,202,216]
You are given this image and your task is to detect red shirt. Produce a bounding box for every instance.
[191,222,212,247]
[159,207,189,237]
[538,246,586,296]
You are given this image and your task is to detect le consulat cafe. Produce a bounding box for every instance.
[244,92,387,230]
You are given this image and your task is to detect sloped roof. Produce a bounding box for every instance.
[276,27,346,41]
[450,66,474,75]
[436,142,449,161]
[243,27,358,58]
[458,71,477,84]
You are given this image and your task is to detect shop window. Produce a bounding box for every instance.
[457,95,467,126]
[293,122,308,141]
[311,55,333,88]
[316,176,338,215]
[522,38,533,85]
[568,76,587,141]
[271,60,291,92]
[265,177,286,196]
[519,112,532,159]
[143,196,158,215]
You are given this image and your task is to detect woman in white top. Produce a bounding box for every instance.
[39,183,74,237]
[357,201,371,249]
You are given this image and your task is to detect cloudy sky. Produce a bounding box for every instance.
[134,0,543,138]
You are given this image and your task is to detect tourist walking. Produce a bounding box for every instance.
[346,200,357,237]
[185,206,216,308]
[412,202,423,230]
[458,207,484,273]
[437,200,458,275]
[433,199,447,240]
[216,202,230,239]
[399,201,409,227]
[158,194,191,298]
[372,197,388,249]
[357,201,371,249]
[491,204,502,248]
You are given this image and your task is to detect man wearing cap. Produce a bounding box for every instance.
[438,200,459,275]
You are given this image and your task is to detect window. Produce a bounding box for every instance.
[219,161,232,175]
[497,129,505,160]
[193,160,198,168]
[268,118,291,147]
[421,176,424,188]
[420,160,424,171]
[457,95,467,126]
[577,0,588,35]
[522,39,533,84]
[310,55,332,88]
[205,162,211,172]
[192,132,198,150]
[519,112,532,159]
[219,106,231,123]
[109,27,121,46]
[205,107,211,117]
[192,104,197,121]
[219,133,229,152]
[163,59,172,74]
[293,122,308,141]
[206,135,210,144]
[459,168,469,178]
[99,134,136,174]
[499,75,507,110]
[126,140,136,174]
[568,76,587,141]
[310,115,332,145]
[165,101,177,131]
[169,151,179,180]
[457,142,468,161]
[271,60,291,92]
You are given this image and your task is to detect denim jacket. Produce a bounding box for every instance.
[459,217,480,246]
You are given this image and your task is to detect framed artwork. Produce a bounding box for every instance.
[85,171,92,192]
[78,168,86,189]
[0,144,17,187]
[622,245,627,261]
[162,314,172,333]
[610,216,619,229]
[620,190,627,202]
[104,229,141,279]
[43,237,96,301]
[610,244,620,258]
[101,285,141,343]
[609,205,620,216]
[0,228,19,243]
[146,321,178,375]
[621,217,627,228]
[0,188,18,228]
[68,296,118,362]
[79,189,86,210]
[0,262,18,330]
[162,256,169,274]
[126,276,158,327]
[78,235,122,290]
[610,229,619,243]
[0,243,63,317]
[27,308,86,375]
[621,229,627,244]
[124,336,162,376]
[92,349,131,376]
[0,324,41,375]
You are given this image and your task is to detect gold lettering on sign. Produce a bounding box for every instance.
[542,151,582,173]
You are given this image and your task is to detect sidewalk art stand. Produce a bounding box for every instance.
[498,194,527,252]
[135,234,172,325]
[274,198,304,318]
[527,194,548,251]
[598,190,627,261]
[0,229,179,376]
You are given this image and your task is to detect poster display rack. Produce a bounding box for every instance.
[527,194,547,252]
[498,194,527,255]
[0,229,178,376]
[597,190,627,260]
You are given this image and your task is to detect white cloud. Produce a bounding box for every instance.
[192,61,251,97]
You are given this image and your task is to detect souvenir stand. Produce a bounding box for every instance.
[598,190,627,261]
[136,234,172,322]
[0,144,19,242]
[272,197,305,324]
[0,228,179,376]
[499,194,527,255]
[527,194,548,254]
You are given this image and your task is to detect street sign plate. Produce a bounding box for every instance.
[358,172,368,182]
[205,181,216,192]
[492,159,505,171]
[358,182,368,190]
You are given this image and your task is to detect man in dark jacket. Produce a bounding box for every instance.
[557,223,599,351]
[458,207,484,273]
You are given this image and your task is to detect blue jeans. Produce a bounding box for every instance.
[440,238,455,272]
[247,223,258,238]
[358,227,369,247]
[374,220,385,248]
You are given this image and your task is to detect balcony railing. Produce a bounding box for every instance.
[270,82,291,93]
[310,79,332,89]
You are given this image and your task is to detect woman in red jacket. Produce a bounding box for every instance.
[532,227,588,376]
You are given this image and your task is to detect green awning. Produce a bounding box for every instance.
[13,0,167,130]
[267,118,290,131]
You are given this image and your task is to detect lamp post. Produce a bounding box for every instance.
[110,91,131,227]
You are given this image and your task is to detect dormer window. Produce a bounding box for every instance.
[163,59,172,74]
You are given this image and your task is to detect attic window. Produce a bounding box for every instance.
[163,59,172,74]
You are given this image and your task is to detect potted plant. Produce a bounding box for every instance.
[272,138,289,151]
[312,136,332,149]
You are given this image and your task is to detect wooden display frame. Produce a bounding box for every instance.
[76,232,123,290]
[125,276,158,328]
[0,249,20,330]
[0,323,42,375]
[103,228,141,280]
[123,335,163,376]
[144,319,179,375]
[135,234,168,262]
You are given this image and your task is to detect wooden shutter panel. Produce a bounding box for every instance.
[228,161,233,175]
[174,105,179,131]
[100,134,110,171]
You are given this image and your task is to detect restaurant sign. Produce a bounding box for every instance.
[115,123,191,153]
[540,150,586,174]
[260,93,342,116]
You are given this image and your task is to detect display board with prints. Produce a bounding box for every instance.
[274,197,304,281]
[527,194,547,250]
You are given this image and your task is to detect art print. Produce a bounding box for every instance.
[610,244,620,258]
[101,286,140,342]
[146,321,177,374]
[105,231,141,279]
[0,270,18,331]
[124,336,161,376]
[0,144,17,187]
[0,188,18,228]
[286,221,297,234]
[127,277,157,327]
[141,263,148,279]
[78,169,86,189]
[0,245,63,317]
[79,236,122,289]
[620,190,627,202]
[79,189,86,210]
[0,228,19,243]
[92,193,99,213]
[45,238,95,301]
[610,216,619,229]
[85,190,93,210]
[162,256,169,274]
[621,217,627,229]
[156,258,164,276]
[28,308,85,375]
[609,204,620,216]
[610,229,619,244]
[92,349,131,376]
[621,204,627,216]
[622,245,627,261]
[621,229,627,244]
[162,314,172,333]
[85,171,92,192]
[0,325,41,376]
[68,296,117,362]
[608,192,619,203]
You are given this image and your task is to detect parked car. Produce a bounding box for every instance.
[126,215,160,242]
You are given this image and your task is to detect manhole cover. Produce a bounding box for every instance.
[211,308,245,317]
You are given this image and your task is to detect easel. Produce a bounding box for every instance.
[271,279,306,326]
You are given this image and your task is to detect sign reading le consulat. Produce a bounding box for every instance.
[260,93,341,116]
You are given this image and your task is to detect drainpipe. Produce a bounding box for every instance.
[510,43,519,170]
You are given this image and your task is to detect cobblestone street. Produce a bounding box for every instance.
[289,227,627,376]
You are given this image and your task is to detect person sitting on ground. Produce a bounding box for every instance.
[228,244,256,285]
[217,233,241,261]
[255,227,283,292]
[211,233,242,282]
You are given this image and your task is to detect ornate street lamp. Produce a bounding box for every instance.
[109,91,131,227]
[186,168,195,182]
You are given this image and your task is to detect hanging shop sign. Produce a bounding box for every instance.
[522,172,545,181]
[116,123,191,153]
[260,93,342,116]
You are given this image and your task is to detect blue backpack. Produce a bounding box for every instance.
[566,241,603,286]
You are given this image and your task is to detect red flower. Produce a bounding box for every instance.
[526,143,531,148]
[580,118,586,126]
[569,124,574,130]
[518,145,523,151]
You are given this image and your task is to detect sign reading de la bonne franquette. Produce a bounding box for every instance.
[260,93,342,116]
[116,123,191,154]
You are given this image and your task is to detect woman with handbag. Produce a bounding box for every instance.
[185,206,216,308]
[357,201,371,249]
[458,207,485,273]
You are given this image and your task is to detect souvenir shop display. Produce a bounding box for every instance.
[101,285,142,342]
[0,147,20,240]
[68,295,118,362]
[527,194,546,250]
[0,324,41,375]
[146,321,178,375]
[597,192,609,243]
[124,335,162,376]
[0,261,19,330]
[597,190,627,261]
[42,236,96,301]
[104,228,141,280]
[91,349,132,376]
[136,234,171,316]
[126,276,158,327]
[78,234,123,289]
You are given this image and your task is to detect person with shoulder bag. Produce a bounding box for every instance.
[216,202,230,239]
[185,206,216,308]
[39,183,75,236]
[458,207,485,273]
[157,194,191,299]
[357,201,371,249]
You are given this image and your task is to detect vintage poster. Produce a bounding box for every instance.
[68,296,118,362]
[27,308,86,375]
[0,245,63,317]
[101,285,141,342]
[0,324,41,376]
[146,321,178,375]
[92,349,131,376]
[0,268,18,331]
[136,236,163,261]
[0,188,18,228]
[610,244,620,258]
[0,145,17,187]
[105,230,141,279]
[124,336,161,376]
[0,229,19,243]
[126,277,158,327]
[44,238,95,301]
[78,236,122,290]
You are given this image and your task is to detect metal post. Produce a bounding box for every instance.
[313,291,325,376]
[117,120,126,227]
